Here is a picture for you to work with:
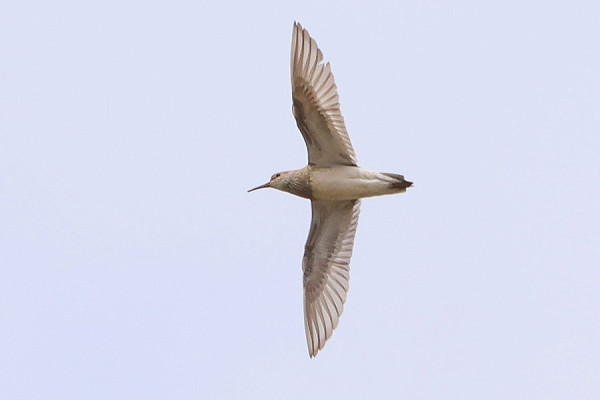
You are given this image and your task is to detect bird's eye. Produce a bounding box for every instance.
[272,173,281,180]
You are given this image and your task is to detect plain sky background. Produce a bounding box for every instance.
[1,1,599,398]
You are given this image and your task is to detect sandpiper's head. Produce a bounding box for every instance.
[248,171,289,193]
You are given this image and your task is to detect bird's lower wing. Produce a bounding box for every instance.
[303,199,361,357]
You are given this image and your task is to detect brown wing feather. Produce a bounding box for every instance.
[291,22,357,167]
[303,199,360,357]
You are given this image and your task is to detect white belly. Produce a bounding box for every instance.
[310,166,402,200]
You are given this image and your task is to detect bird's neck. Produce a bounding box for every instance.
[281,168,312,199]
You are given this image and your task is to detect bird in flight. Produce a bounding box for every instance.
[249,22,412,357]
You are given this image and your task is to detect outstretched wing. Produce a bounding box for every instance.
[303,199,361,357]
[291,22,357,167]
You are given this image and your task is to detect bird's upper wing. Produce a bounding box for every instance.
[303,199,361,357]
[291,22,357,167]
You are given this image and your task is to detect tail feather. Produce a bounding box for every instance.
[382,173,413,190]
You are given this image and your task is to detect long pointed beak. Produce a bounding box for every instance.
[247,182,270,193]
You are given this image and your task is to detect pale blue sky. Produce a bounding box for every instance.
[1,1,599,399]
